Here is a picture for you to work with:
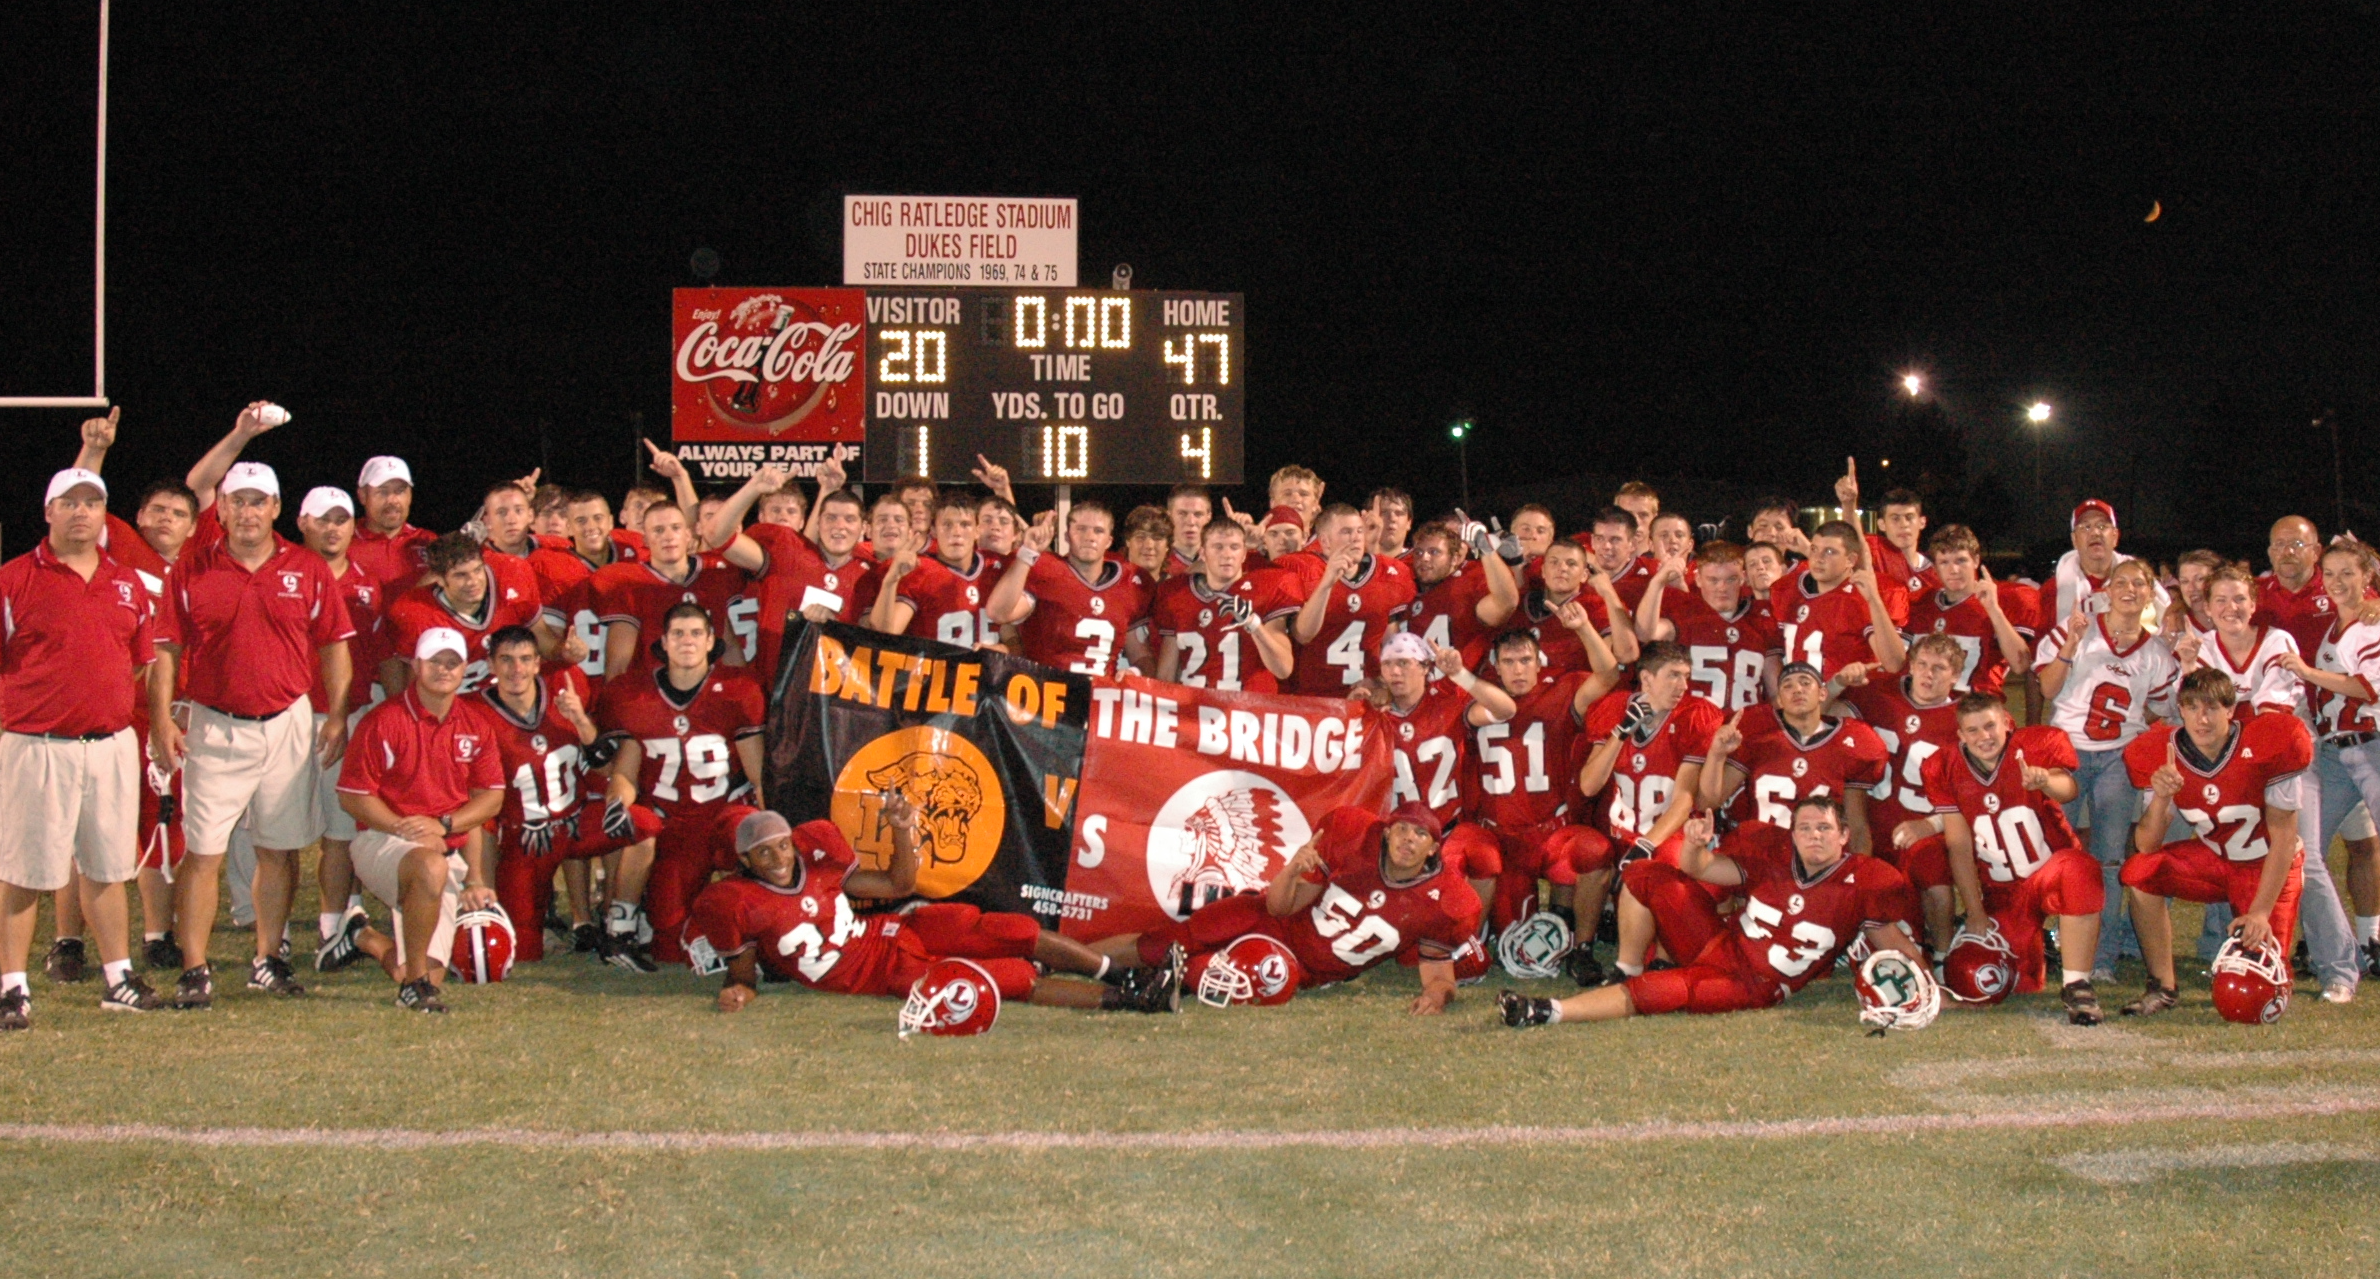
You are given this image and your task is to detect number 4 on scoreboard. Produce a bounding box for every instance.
[1180,427,1212,479]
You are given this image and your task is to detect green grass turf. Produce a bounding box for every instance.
[3,862,2377,1277]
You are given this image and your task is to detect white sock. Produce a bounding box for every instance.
[1617,961,1645,977]
[605,901,637,934]
[320,912,341,941]
[347,893,364,912]
[2357,915,2378,944]
[144,931,164,942]
[102,959,132,987]
[2063,969,2093,988]
[1093,956,1111,980]
[1545,1002,1565,1023]
[1,972,25,996]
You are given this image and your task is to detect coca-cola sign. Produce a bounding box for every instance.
[671,288,865,449]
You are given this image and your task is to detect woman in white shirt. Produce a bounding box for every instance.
[2036,559,2180,979]
[2275,539,2380,999]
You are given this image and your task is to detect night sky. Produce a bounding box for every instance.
[6,6,2376,563]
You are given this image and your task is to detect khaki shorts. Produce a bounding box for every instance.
[0,730,139,891]
[349,829,460,970]
[2343,802,2376,843]
[314,711,364,843]
[183,700,322,857]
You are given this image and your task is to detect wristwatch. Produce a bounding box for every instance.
[439,814,455,835]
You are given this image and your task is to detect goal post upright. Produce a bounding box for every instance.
[0,0,111,410]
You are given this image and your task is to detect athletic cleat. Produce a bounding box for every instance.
[315,908,368,972]
[100,974,164,1012]
[2364,940,2380,980]
[599,932,659,973]
[545,911,573,940]
[1563,946,1606,988]
[143,934,181,972]
[173,965,214,1010]
[45,937,90,983]
[2061,979,2105,1026]
[2121,981,2178,1018]
[247,954,306,997]
[276,934,293,963]
[1598,965,1635,988]
[1122,943,1187,1013]
[2043,931,2063,973]
[1498,989,1555,1027]
[571,923,600,954]
[395,977,448,1013]
[0,988,30,1030]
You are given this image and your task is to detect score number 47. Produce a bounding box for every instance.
[1162,332,1231,385]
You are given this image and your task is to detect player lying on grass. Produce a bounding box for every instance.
[2118,668,2313,1016]
[1089,803,1483,1015]
[684,795,1184,1016]
[1499,795,1922,1026]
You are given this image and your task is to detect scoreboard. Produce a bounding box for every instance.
[861,289,1244,486]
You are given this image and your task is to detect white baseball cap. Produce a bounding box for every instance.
[44,467,108,504]
[298,486,355,520]
[222,462,281,498]
[413,626,470,663]
[358,456,414,491]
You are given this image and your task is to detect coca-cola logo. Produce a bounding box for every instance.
[675,293,858,435]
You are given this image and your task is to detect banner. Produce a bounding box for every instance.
[671,287,867,482]
[1058,676,1395,942]
[766,622,1088,921]
[843,195,1078,287]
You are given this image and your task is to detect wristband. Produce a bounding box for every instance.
[1015,544,1041,567]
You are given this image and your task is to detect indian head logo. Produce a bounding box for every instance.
[1145,771,1315,920]
[829,726,1006,898]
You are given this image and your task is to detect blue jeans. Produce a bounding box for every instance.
[2066,746,2139,973]
[2295,740,2371,988]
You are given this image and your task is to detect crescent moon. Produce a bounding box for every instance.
[2145,200,2162,223]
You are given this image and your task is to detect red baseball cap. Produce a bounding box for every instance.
[2071,500,2117,530]
[1385,801,1444,842]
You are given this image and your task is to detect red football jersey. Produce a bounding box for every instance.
[532,547,617,682]
[1772,569,1881,680]
[1920,725,2083,885]
[595,667,766,827]
[1150,572,1293,693]
[1384,682,1479,827]
[891,553,1004,648]
[1279,807,1482,984]
[1506,588,1614,678]
[1402,561,1504,674]
[738,522,865,681]
[681,855,915,996]
[1726,851,1918,994]
[1663,589,1781,711]
[594,554,751,674]
[1865,534,1931,624]
[1280,555,1417,696]
[1839,676,1963,838]
[2125,714,2315,863]
[382,552,544,694]
[1903,584,2038,697]
[478,667,597,829]
[1469,672,1590,829]
[1016,554,1153,677]
[1585,690,1723,842]
[1726,706,1890,832]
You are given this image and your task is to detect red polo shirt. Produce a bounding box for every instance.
[337,687,503,846]
[162,536,356,718]
[350,523,437,598]
[2254,570,2337,664]
[0,542,156,736]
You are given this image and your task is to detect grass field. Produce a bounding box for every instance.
[5,860,2380,1278]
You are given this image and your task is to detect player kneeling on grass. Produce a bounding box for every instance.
[686,796,1183,1016]
[335,627,505,1013]
[1500,797,1922,1026]
[2118,668,2314,1017]
[1090,803,1483,1015]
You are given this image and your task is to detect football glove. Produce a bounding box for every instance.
[1453,508,1495,561]
[602,798,637,842]
[1488,517,1525,566]
[1221,594,1257,630]
[1617,696,1652,743]
[583,732,628,770]
[519,821,555,857]
[1617,838,1657,868]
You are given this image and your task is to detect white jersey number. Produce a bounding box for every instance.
[644,733,734,804]
[1309,884,1403,967]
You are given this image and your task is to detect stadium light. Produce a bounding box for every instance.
[2027,401,2053,423]
[1901,373,1923,397]
[1449,419,1474,510]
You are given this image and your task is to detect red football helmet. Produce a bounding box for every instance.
[899,958,1002,1037]
[1195,934,1303,1008]
[449,905,517,984]
[2211,936,2292,1025]
[1939,927,2017,1005]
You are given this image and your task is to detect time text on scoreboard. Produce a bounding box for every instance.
[861,289,1244,485]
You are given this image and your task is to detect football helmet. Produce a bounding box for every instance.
[1856,950,1941,1031]
[1195,934,1303,1008]
[1497,912,1574,980]
[449,905,517,984]
[898,958,1002,1037]
[1939,927,2017,1005]
[2211,935,2292,1025]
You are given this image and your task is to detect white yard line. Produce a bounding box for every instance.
[4,1092,2379,1154]
[2057,1141,2380,1184]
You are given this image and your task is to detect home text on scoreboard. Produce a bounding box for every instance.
[861,289,1245,486]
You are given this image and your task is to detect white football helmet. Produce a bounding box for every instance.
[1856,950,1941,1032]
[1497,912,1574,980]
